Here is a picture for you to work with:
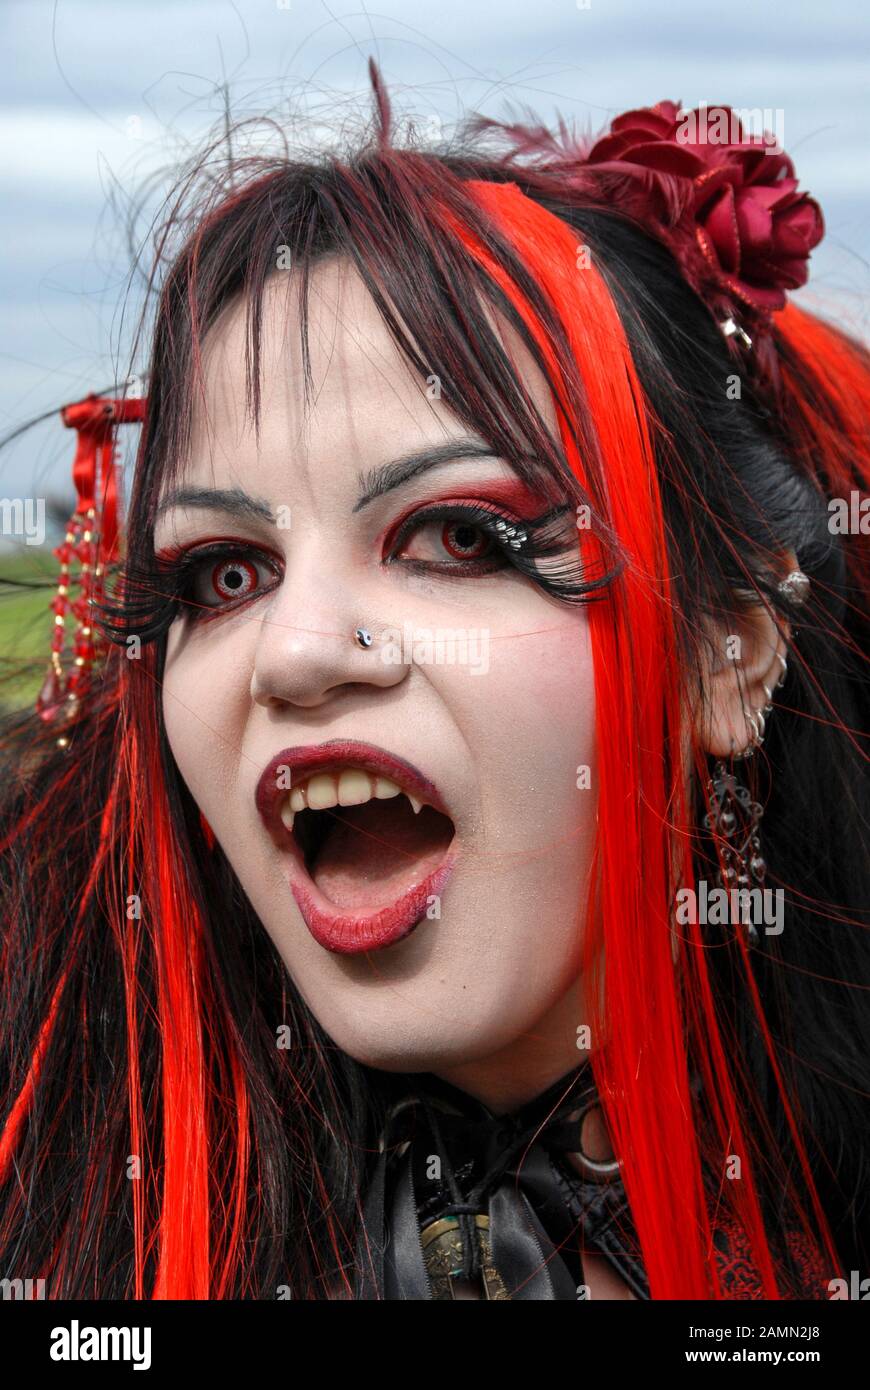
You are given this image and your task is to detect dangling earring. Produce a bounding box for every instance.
[701,755,767,945]
[699,569,807,944]
[701,681,776,945]
[34,391,146,747]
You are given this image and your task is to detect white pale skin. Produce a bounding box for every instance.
[156,255,791,1300]
[158,258,598,1106]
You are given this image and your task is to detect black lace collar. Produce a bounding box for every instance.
[354,1059,649,1300]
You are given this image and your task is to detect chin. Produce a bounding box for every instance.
[309,997,531,1076]
[306,1014,477,1074]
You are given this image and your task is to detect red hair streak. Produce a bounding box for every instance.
[446,179,847,1299]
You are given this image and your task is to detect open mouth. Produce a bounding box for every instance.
[292,792,456,910]
[252,750,461,956]
[261,759,458,954]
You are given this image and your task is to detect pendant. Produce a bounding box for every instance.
[419,1215,511,1299]
[701,760,767,945]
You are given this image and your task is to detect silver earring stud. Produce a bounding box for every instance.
[778,569,810,606]
[720,316,753,350]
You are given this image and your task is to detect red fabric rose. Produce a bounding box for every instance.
[582,101,824,318]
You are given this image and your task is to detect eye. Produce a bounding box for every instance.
[209,556,259,601]
[387,503,523,574]
[183,548,281,611]
[408,519,498,564]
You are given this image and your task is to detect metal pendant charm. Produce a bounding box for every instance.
[702,760,767,945]
[419,1214,510,1300]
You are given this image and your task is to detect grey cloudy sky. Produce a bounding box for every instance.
[1,0,868,498]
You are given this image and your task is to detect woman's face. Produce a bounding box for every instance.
[157,259,598,1111]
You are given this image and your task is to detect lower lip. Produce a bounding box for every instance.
[287,852,457,955]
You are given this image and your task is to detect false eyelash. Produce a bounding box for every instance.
[93,541,277,648]
[93,503,618,652]
[390,499,619,603]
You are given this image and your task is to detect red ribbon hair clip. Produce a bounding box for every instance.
[36,391,146,745]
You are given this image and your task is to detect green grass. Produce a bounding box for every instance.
[0,549,59,713]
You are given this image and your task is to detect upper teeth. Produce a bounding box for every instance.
[279,768,426,833]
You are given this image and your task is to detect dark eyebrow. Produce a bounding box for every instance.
[353,436,505,512]
[154,487,275,525]
[154,436,514,527]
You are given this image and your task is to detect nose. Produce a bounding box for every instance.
[250,598,407,710]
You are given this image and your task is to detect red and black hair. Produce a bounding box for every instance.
[1,65,868,1298]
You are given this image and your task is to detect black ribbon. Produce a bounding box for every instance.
[354,1061,649,1300]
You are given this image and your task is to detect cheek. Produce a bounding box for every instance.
[160,621,254,815]
[458,607,596,845]
[426,605,597,975]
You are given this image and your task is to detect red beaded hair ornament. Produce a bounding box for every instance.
[35,389,146,747]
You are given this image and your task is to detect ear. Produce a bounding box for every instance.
[694,556,796,759]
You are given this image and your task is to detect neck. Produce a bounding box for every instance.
[430,973,594,1114]
[432,1042,591,1116]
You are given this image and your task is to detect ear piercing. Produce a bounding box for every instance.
[732,570,807,760]
[778,570,810,605]
[735,653,790,759]
[704,570,809,945]
[734,713,761,760]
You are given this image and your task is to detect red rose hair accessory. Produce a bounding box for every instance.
[482,99,824,397]
[35,391,146,746]
[575,101,824,392]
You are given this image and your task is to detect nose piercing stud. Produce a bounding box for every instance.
[354,627,373,649]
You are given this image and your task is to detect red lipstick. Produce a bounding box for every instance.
[288,852,457,955]
[254,739,457,955]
